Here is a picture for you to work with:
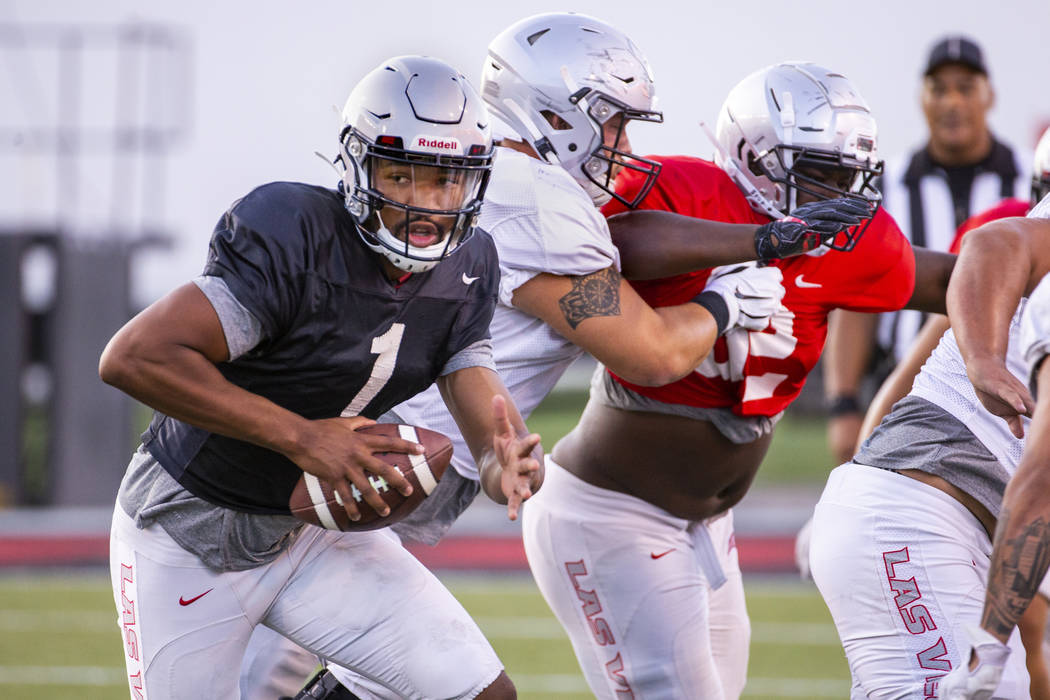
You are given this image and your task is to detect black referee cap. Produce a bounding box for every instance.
[924,35,988,77]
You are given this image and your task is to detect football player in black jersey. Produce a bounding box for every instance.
[99,56,539,700]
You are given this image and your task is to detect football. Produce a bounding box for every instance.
[288,423,453,531]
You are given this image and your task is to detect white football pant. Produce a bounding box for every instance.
[521,458,749,699]
[240,624,319,699]
[109,503,503,699]
[809,463,1029,700]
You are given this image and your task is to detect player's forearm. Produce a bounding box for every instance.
[599,302,718,386]
[651,304,722,378]
[608,210,759,280]
[511,269,719,386]
[823,310,877,400]
[949,223,1034,367]
[982,487,1050,644]
[551,303,717,387]
[905,248,954,315]
[477,450,508,504]
[982,378,1050,643]
[439,367,540,505]
[441,367,521,460]
[99,339,309,458]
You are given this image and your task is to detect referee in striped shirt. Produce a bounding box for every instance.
[823,35,1029,466]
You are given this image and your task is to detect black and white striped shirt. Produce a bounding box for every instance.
[877,137,1029,362]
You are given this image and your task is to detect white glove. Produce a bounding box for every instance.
[937,625,1011,700]
[702,263,785,332]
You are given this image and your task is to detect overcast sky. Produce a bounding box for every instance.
[4,0,1049,304]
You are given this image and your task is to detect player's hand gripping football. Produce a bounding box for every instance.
[754,197,874,261]
[702,263,785,332]
[965,356,1035,439]
[937,625,1011,700]
[491,394,543,521]
[285,416,419,521]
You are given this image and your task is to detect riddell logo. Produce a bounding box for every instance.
[413,135,460,153]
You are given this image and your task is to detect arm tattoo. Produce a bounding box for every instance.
[557,267,622,330]
[982,509,1050,639]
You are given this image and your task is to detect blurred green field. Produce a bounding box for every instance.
[0,572,848,699]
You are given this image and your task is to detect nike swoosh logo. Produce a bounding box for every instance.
[650,549,675,560]
[461,273,480,285]
[794,274,822,289]
[179,588,214,606]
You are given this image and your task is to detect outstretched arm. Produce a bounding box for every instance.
[99,282,419,521]
[948,218,1050,437]
[984,365,1050,645]
[610,197,873,280]
[938,359,1050,699]
[438,366,542,520]
[609,211,758,279]
[907,248,956,315]
[512,263,783,387]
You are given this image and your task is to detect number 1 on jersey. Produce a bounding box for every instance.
[341,323,406,417]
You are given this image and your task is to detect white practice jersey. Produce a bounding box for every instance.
[389,147,619,480]
[1021,195,1050,397]
[1023,275,1050,398]
[910,197,1050,476]
[909,311,1028,476]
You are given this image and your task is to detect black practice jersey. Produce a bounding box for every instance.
[141,182,498,513]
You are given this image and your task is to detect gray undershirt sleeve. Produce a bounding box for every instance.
[192,275,264,360]
[440,338,495,376]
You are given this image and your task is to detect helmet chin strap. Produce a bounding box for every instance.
[372,214,454,265]
[587,185,613,207]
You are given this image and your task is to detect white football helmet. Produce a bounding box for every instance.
[481,12,663,208]
[338,56,493,273]
[712,61,882,250]
[1033,126,1050,205]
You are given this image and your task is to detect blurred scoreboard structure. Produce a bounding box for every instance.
[0,22,189,506]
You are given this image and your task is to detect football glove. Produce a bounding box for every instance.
[937,625,1011,700]
[754,197,874,261]
[702,263,785,332]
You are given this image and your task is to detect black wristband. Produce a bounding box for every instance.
[826,395,861,417]
[692,291,729,336]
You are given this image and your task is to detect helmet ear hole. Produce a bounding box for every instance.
[746,150,765,178]
[540,110,572,130]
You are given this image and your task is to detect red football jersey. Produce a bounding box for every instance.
[949,198,1030,254]
[603,155,916,418]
